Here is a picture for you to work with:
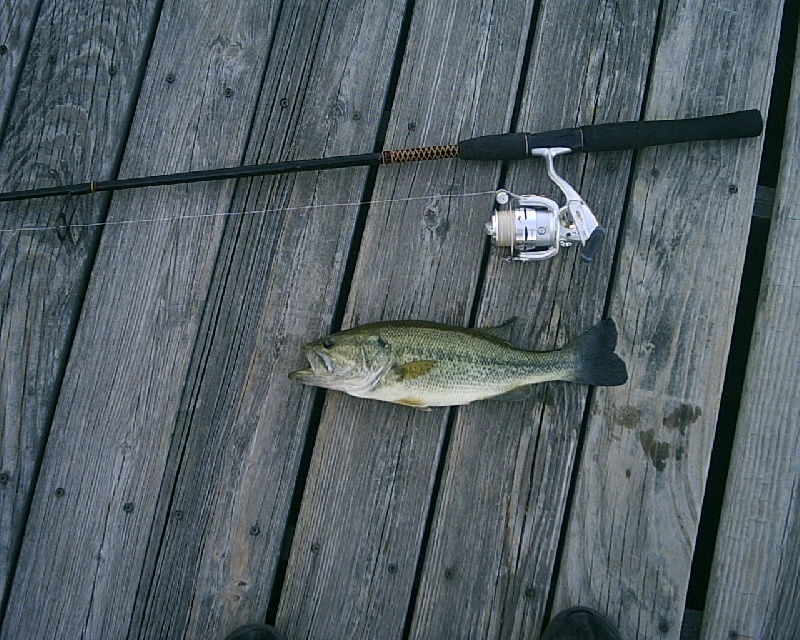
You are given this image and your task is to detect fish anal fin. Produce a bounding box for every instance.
[395,397,432,411]
[391,360,437,381]
[491,386,532,402]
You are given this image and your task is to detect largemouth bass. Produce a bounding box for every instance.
[289,317,627,409]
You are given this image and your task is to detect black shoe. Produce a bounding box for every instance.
[541,606,623,640]
[224,623,285,640]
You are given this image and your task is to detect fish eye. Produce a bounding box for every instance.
[322,338,335,349]
[376,336,388,348]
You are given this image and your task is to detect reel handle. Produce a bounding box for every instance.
[458,109,763,160]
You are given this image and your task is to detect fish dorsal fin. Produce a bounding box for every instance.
[390,360,437,381]
[476,317,517,344]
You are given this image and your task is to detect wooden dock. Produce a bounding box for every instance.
[0,1,797,638]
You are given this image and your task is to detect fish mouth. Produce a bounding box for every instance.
[288,346,335,383]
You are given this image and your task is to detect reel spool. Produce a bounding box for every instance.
[485,148,607,263]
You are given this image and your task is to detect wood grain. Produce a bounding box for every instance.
[552,1,783,638]
[136,1,407,637]
[0,0,159,613]
[1,1,278,637]
[275,0,538,637]
[0,0,40,140]
[408,1,661,637]
[701,30,800,640]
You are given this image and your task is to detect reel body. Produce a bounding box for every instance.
[484,148,607,263]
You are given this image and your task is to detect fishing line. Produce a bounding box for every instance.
[0,190,496,236]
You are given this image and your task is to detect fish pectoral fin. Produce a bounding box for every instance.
[395,397,432,410]
[390,360,437,381]
[491,386,533,402]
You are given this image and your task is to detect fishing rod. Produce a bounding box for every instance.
[1,109,762,263]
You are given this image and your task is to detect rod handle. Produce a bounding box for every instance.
[457,110,764,161]
[580,109,764,152]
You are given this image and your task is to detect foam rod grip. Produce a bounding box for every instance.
[580,109,764,152]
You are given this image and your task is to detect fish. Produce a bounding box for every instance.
[288,317,628,409]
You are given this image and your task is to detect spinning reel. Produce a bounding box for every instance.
[484,148,606,263]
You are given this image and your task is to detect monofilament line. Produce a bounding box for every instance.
[0,191,495,235]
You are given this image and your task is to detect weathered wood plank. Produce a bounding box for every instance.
[135,1,407,637]
[1,1,279,637]
[0,0,159,615]
[407,2,661,638]
[552,2,783,638]
[701,31,800,640]
[275,0,537,637]
[0,0,40,138]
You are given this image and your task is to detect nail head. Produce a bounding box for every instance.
[250,525,260,536]
[123,502,134,513]
[55,487,65,497]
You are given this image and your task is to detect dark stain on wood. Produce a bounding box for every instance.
[663,403,701,433]
[639,428,671,472]
[615,405,642,429]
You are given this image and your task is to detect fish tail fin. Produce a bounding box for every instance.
[561,318,628,386]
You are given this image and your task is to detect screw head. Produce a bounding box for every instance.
[123,502,134,513]
[55,487,65,497]
[728,184,739,194]
[224,87,233,97]
[250,525,260,536]
[408,122,416,131]
[165,73,175,83]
